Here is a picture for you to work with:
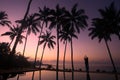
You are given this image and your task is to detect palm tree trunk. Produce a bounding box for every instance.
[39,43,46,80]
[34,40,39,67]
[40,43,46,67]
[9,39,14,47]
[17,75,19,80]
[17,32,28,80]
[104,40,118,80]
[56,26,59,80]
[34,21,44,67]
[71,37,74,80]
[32,21,44,80]
[22,31,28,56]
[32,71,35,80]
[11,0,33,54]
[63,41,67,80]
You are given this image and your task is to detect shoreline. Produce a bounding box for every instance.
[0,68,120,75]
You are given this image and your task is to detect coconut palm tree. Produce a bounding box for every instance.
[0,11,11,27]
[38,30,56,80]
[17,14,40,56]
[33,6,50,67]
[24,14,39,56]
[59,26,77,80]
[12,0,33,54]
[49,4,66,80]
[88,2,119,80]
[31,6,50,80]
[16,14,39,80]
[2,24,25,80]
[64,4,88,80]
[1,25,25,47]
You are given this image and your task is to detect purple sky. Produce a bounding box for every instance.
[0,0,120,64]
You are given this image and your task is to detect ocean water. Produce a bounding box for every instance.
[48,62,120,73]
[6,62,120,80]
[8,71,120,80]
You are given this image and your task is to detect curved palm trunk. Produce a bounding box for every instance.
[13,0,32,80]
[32,21,44,80]
[17,33,29,80]
[104,40,118,80]
[9,39,14,47]
[17,75,19,80]
[39,43,46,80]
[63,41,67,80]
[34,21,44,67]
[71,37,74,80]
[17,32,28,80]
[23,31,29,56]
[56,26,60,80]
[12,0,32,54]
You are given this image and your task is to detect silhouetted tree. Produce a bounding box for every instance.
[49,4,66,80]
[16,14,40,56]
[12,0,33,54]
[31,6,50,80]
[33,6,50,67]
[64,4,88,80]
[0,42,30,69]
[39,30,56,80]
[0,11,11,27]
[59,26,77,80]
[89,2,119,80]
[1,25,25,47]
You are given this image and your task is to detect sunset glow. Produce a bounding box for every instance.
[0,0,120,64]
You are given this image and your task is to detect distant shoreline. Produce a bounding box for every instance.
[0,68,120,75]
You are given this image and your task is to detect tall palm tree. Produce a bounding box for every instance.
[24,14,39,56]
[12,0,33,54]
[89,2,119,80]
[39,30,56,80]
[49,4,66,80]
[0,11,11,27]
[31,6,50,80]
[64,4,88,80]
[15,14,39,80]
[33,6,50,67]
[18,14,40,56]
[1,25,25,47]
[59,26,77,80]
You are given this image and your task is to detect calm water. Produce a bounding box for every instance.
[6,62,120,80]
[8,70,120,80]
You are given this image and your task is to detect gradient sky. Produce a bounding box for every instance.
[0,0,120,64]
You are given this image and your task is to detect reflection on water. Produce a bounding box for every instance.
[7,71,120,80]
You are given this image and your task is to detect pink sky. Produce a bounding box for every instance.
[0,0,120,64]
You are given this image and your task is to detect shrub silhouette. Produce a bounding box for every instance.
[0,42,30,69]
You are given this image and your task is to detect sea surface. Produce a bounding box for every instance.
[8,71,120,80]
[7,62,120,80]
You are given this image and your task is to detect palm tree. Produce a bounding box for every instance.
[1,25,25,47]
[33,6,50,67]
[59,26,77,80]
[88,2,119,80]
[39,30,56,80]
[64,4,88,80]
[24,14,39,56]
[0,11,11,27]
[31,6,50,80]
[12,0,33,54]
[17,14,40,56]
[49,4,66,80]
[15,14,39,80]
